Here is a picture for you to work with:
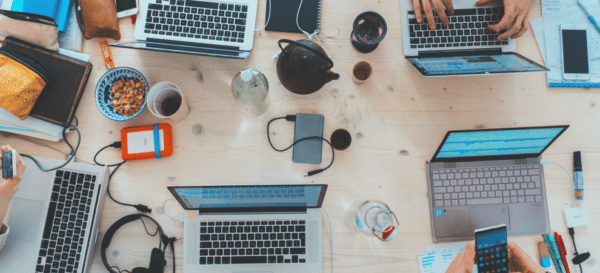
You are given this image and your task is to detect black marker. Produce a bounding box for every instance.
[573,151,584,200]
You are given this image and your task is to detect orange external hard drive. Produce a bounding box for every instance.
[121,124,173,160]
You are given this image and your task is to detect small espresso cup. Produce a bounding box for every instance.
[331,129,352,151]
[352,61,372,84]
[147,82,190,122]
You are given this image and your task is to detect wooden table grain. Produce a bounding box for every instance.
[2,0,599,272]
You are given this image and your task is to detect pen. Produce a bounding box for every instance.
[573,151,584,201]
[543,234,566,273]
[579,0,600,33]
[555,232,571,273]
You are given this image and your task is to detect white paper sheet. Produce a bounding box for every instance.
[530,17,547,64]
[419,242,476,273]
[58,2,82,52]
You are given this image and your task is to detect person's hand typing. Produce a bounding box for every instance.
[0,145,26,223]
[477,0,536,41]
[445,241,545,273]
[413,0,454,30]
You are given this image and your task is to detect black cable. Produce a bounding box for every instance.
[95,142,152,213]
[569,227,586,273]
[21,121,81,172]
[267,115,335,176]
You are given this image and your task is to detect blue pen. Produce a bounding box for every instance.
[543,234,567,273]
[579,0,600,33]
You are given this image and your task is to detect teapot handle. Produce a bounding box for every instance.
[278,39,334,68]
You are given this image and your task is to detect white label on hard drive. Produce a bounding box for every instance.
[127,130,164,154]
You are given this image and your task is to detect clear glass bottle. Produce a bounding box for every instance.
[345,200,398,242]
[231,69,269,116]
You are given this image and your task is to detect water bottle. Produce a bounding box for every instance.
[345,200,398,242]
[231,69,269,116]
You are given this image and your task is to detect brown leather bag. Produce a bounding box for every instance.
[75,0,121,40]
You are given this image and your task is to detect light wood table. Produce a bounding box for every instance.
[3,0,599,272]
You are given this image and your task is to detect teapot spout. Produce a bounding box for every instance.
[326,71,340,83]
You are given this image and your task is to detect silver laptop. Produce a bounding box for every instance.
[168,184,327,273]
[426,125,569,242]
[0,156,108,272]
[400,0,549,76]
[109,0,258,58]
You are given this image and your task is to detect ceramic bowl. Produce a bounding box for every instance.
[95,67,149,121]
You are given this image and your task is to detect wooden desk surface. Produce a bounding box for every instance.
[3,0,599,272]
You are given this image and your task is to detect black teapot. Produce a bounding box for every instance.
[276,39,340,95]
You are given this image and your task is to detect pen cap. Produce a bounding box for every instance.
[574,151,582,171]
[538,241,551,268]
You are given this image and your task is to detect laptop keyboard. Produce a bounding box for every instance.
[408,8,509,49]
[36,170,97,273]
[145,0,249,44]
[432,165,543,207]
[199,220,307,265]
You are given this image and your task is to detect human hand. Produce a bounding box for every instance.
[0,145,26,222]
[477,0,536,41]
[413,0,454,30]
[445,241,545,273]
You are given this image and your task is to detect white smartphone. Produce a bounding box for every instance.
[115,0,138,18]
[560,24,590,81]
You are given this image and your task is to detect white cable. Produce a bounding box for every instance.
[295,0,340,57]
[163,197,185,222]
[254,0,272,32]
[541,159,575,207]
[321,207,333,273]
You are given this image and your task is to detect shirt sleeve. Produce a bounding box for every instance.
[0,223,9,251]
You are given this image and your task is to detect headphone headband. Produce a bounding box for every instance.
[101,214,172,273]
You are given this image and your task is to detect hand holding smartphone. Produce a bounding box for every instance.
[475,224,509,273]
[1,150,17,179]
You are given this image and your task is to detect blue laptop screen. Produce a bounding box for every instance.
[406,53,548,76]
[435,127,566,159]
[172,185,325,209]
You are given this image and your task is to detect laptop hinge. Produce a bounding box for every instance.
[417,48,502,58]
[146,38,242,51]
[198,207,308,215]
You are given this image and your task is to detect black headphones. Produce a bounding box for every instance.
[101,214,176,273]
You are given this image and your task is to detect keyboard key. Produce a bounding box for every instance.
[466,198,503,205]
[231,256,267,264]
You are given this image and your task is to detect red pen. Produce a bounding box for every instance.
[555,232,571,273]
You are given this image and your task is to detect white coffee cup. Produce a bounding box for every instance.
[147,82,189,122]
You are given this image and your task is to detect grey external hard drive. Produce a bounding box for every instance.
[292,113,324,164]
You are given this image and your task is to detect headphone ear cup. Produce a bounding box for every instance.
[148,248,166,273]
[131,268,151,273]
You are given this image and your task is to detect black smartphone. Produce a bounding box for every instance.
[475,224,509,273]
[292,113,324,164]
[2,150,17,179]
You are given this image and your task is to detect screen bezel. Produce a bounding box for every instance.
[561,25,590,80]
[406,52,549,77]
[168,184,328,213]
[115,0,138,18]
[430,125,569,163]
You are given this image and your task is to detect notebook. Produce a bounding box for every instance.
[3,0,72,32]
[265,0,321,34]
[2,37,92,127]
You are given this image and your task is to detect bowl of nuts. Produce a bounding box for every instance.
[95,67,149,121]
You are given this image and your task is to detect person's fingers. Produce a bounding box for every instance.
[498,14,524,40]
[421,0,437,29]
[511,15,529,39]
[441,0,454,15]
[476,0,494,5]
[490,10,516,33]
[0,145,9,153]
[414,0,424,23]
[432,0,450,26]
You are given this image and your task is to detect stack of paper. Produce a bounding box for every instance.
[58,2,83,52]
[532,0,600,88]
[0,49,88,141]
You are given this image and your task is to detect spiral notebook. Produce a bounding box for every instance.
[265,0,321,34]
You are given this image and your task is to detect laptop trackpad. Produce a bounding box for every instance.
[8,198,45,244]
[470,206,510,231]
[434,208,471,237]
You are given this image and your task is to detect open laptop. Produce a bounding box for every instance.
[400,0,549,76]
[426,125,569,242]
[168,184,327,273]
[0,156,108,273]
[109,0,258,58]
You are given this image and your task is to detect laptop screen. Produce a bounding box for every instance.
[406,52,549,76]
[168,184,328,211]
[431,126,569,162]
